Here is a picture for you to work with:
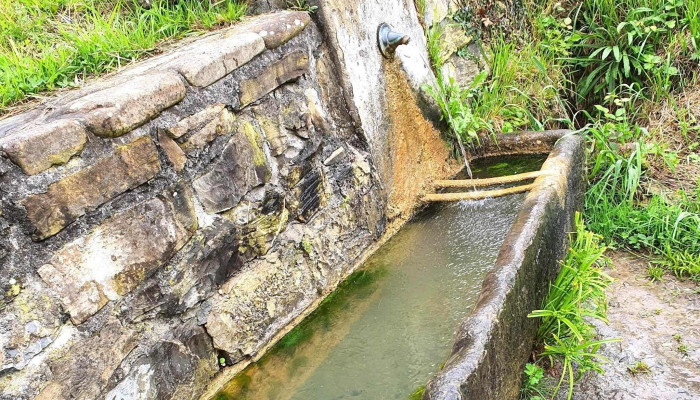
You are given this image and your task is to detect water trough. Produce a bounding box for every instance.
[209,130,585,400]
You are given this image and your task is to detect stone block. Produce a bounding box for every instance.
[205,251,316,361]
[192,123,270,213]
[41,317,138,399]
[238,51,310,109]
[0,120,87,175]
[172,32,265,87]
[23,136,161,240]
[158,130,187,172]
[166,104,227,139]
[240,10,310,49]
[37,183,197,324]
[0,280,63,373]
[103,325,217,400]
[178,107,236,152]
[65,72,186,138]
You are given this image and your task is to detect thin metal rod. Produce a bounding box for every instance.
[434,171,543,188]
[424,183,535,202]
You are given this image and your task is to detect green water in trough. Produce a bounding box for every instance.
[213,155,546,400]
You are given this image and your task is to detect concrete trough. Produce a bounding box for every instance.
[424,130,586,400]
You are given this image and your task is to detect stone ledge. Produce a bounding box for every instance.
[0,11,312,177]
[0,120,87,175]
[170,32,266,88]
[240,10,311,49]
[22,136,161,240]
[63,71,186,138]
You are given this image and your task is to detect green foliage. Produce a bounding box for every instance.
[530,214,612,343]
[654,249,700,282]
[426,35,569,146]
[0,0,248,110]
[528,214,619,400]
[627,360,651,375]
[648,264,665,281]
[583,110,700,264]
[519,363,549,400]
[426,23,448,70]
[591,195,700,252]
[414,0,426,20]
[540,0,699,106]
[286,0,318,13]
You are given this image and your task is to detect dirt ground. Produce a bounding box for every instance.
[562,251,700,400]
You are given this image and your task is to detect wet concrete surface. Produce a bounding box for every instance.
[563,251,700,400]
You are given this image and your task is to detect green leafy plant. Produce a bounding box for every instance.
[426,35,569,147]
[547,0,698,106]
[519,363,549,400]
[426,23,448,70]
[286,0,317,13]
[627,360,651,375]
[530,214,612,342]
[648,264,664,281]
[528,214,619,400]
[414,0,426,21]
[584,113,700,262]
[655,249,700,282]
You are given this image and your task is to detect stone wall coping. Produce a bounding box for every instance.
[0,10,310,176]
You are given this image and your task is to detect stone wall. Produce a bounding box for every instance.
[0,5,457,400]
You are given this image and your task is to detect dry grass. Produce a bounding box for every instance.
[640,84,700,194]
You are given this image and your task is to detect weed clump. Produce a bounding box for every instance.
[627,361,651,375]
[527,214,619,400]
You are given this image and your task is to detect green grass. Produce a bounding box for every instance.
[527,214,619,400]
[653,249,700,282]
[0,0,248,112]
[648,264,665,281]
[426,34,570,147]
[582,108,700,280]
[551,0,699,106]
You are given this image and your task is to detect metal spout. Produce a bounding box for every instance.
[378,23,410,59]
